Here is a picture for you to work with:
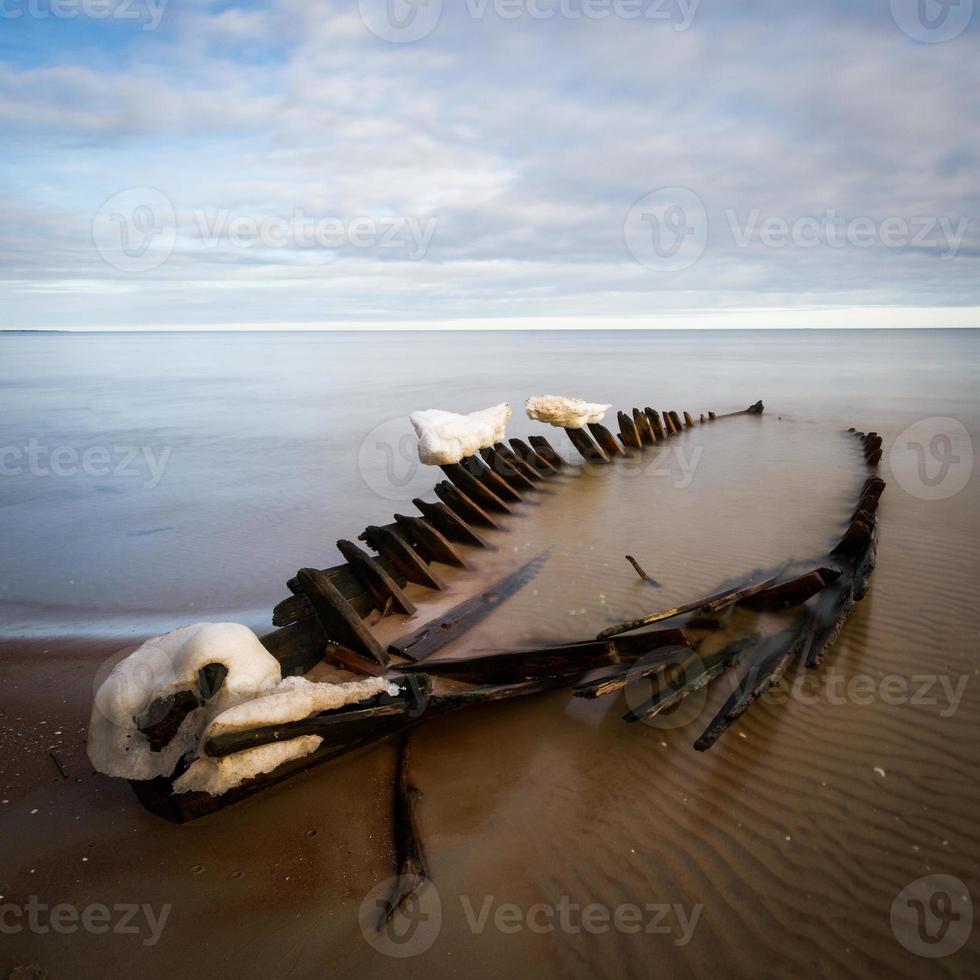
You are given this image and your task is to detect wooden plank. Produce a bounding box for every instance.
[565,426,608,463]
[412,497,492,549]
[394,514,473,569]
[434,480,502,529]
[389,554,546,660]
[440,463,514,514]
[296,567,389,672]
[360,525,448,591]
[337,538,417,615]
[739,566,841,611]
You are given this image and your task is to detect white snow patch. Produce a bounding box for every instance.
[525,394,611,428]
[205,675,400,738]
[410,403,512,465]
[87,623,282,780]
[173,736,323,797]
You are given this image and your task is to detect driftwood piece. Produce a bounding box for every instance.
[508,437,558,475]
[337,539,417,615]
[360,526,448,591]
[434,481,502,530]
[565,426,608,463]
[297,567,390,672]
[389,554,547,661]
[596,573,780,639]
[588,422,625,457]
[394,514,473,569]
[413,498,492,549]
[528,434,565,469]
[694,621,808,750]
[440,463,513,514]
[625,554,660,585]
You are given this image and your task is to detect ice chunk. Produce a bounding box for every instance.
[525,394,611,428]
[410,402,512,465]
[173,736,323,796]
[87,623,282,781]
[205,675,400,738]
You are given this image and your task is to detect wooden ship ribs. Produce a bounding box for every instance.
[130,400,885,822]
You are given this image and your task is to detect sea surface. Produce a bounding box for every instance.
[1,328,979,979]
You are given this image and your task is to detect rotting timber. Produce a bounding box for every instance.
[127,400,885,823]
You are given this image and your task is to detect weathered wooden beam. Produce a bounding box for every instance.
[739,566,841,611]
[440,463,514,514]
[564,426,608,463]
[509,437,558,475]
[335,539,417,616]
[389,554,546,661]
[596,573,780,639]
[413,497,492,549]
[528,434,565,469]
[434,480,502,530]
[493,441,545,481]
[296,567,389,672]
[360,525,448,591]
[479,446,537,492]
[394,514,472,569]
[460,454,523,504]
[588,421,625,457]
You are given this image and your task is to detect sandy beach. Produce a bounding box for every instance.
[2,330,978,979]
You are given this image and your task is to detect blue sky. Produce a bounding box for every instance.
[1,0,978,329]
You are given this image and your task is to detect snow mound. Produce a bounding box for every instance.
[205,675,400,738]
[525,394,611,428]
[410,403,512,465]
[87,623,282,780]
[173,736,323,796]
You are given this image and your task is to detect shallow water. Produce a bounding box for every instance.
[1,329,979,979]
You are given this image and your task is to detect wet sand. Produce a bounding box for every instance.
[2,405,979,979]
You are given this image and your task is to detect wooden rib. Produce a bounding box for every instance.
[588,422,625,457]
[493,441,544,481]
[434,481,502,529]
[700,413,706,423]
[460,454,523,504]
[645,408,666,441]
[831,519,872,558]
[684,411,695,428]
[336,539,417,615]
[412,497,492,549]
[528,434,565,469]
[668,411,683,433]
[708,411,716,420]
[739,566,841,611]
[360,525,447,590]
[866,448,882,467]
[596,573,780,639]
[479,446,537,492]
[509,437,558,475]
[662,410,676,435]
[617,410,641,449]
[394,514,472,569]
[296,567,389,672]
[440,463,513,514]
[565,426,609,463]
[633,408,654,446]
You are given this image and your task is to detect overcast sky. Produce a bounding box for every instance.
[1,0,978,329]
